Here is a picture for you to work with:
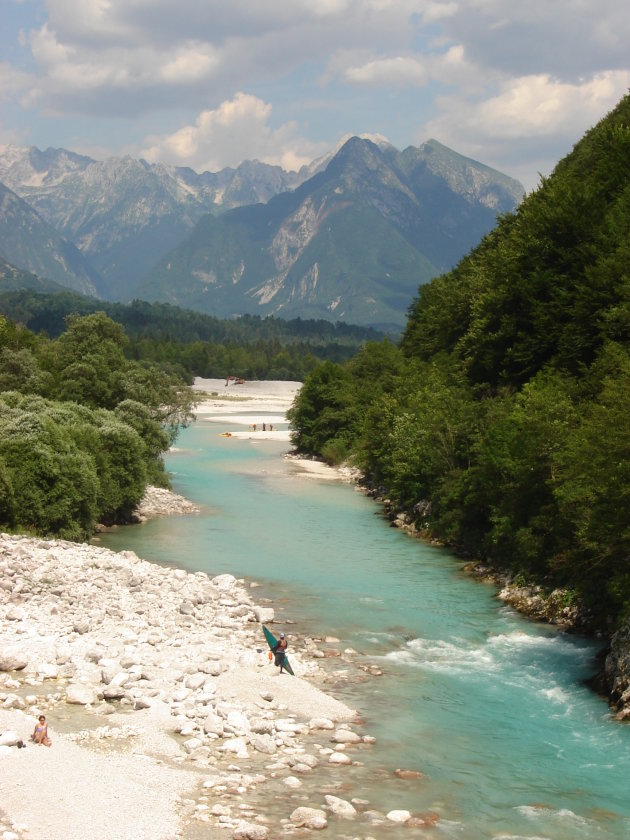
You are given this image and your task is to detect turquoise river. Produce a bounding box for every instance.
[97,416,630,840]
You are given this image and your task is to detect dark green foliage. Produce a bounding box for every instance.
[0,292,384,379]
[288,93,630,628]
[0,311,196,539]
[287,362,358,462]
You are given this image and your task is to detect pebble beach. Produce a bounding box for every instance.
[0,381,403,840]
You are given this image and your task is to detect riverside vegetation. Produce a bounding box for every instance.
[0,310,196,539]
[287,94,630,703]
[0,290,382,381]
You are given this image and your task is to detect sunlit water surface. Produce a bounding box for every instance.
[97,420,630,839]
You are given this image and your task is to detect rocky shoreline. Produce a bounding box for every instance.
[0,483,435,839]
[357,480,630,722]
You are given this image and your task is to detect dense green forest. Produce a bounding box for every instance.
[0,292,383,380]
[288,94,630,629]
[0,312,196,540]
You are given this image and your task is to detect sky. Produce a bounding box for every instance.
[1,1,629,192]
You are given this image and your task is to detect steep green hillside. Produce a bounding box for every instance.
[288,93,630,628]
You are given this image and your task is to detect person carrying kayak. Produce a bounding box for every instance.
[273,632,289,673]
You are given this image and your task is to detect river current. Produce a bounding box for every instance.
[98,417,630,839]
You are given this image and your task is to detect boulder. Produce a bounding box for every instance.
[332,728,361,744]
[185,672,206,690]
[325,795,357,818]
[251,734,276,755]
[102,685,126,700]
[220,737,249,757]
[386,810,411,823]
[0,653,28,672]
[0,731,21,747]
[329,752,351,765]
[66,683,98,705]
[290,807,328,829]
[394,768,424,780]
[3,694,26,710]
[308,717,334,730]
[233,823,269,840]
[202,713,224,737]
[253,606,274,623]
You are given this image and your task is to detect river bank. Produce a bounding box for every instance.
[359,481,630,722]
[0,380,434,839]
[1,529,383,840]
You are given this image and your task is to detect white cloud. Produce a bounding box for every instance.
[421,70,630,189]
[345,56,428,87]
[141,92,326,172]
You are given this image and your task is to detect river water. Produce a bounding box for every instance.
[98,417,630,839]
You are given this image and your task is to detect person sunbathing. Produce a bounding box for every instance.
[32,714,51,746]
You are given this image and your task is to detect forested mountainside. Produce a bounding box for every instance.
[0,138,522,328]
[288,93,630,629]
[0,145,307,299]
[0,291,382,381]
[138,137,523,330]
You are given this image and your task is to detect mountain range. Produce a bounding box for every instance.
[0,138,524,329]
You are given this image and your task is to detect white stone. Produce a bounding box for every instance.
[251,734,276,754]
[202,713,224,736]
[185,672,206,690]
[66,683,98,705]
[332,728,361,744]
[37,662,59,680]
[3,694,25,710]
[386,810,411,823]
[283,776,302,788]
[329,752,351,765]
[325,795,357,818]
[183,737,203,754]
[220,737,249,757]
[253,606,274,623]
[0,730,20,747]
[233,823,269,840]
[227,710,251,734]
[290,807,328,830]
[309,717,334,730]
[0,653,28,671]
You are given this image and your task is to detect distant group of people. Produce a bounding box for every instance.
[251,423,273,432]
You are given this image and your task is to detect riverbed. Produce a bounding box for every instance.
[96,381,630,840]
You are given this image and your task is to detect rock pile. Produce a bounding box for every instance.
[1,532,412,837]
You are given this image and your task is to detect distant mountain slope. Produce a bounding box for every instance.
[0,182,103,296]
[0,145,307,299]
[0,255,66,294]
[137,137,524,329]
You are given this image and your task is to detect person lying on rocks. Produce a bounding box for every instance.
[32,715,51,746]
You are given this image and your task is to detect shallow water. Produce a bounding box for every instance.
[98,419,630,839]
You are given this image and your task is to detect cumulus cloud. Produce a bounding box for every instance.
[421,70,630,189]
[345,56,428,87]
[141,92,326,172]
[3,0,630,188]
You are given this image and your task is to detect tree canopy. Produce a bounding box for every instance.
[0,311,196,538]
[288,93,630,628]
